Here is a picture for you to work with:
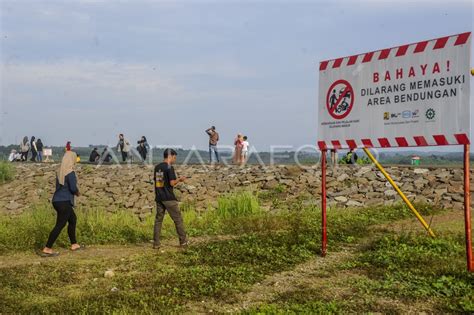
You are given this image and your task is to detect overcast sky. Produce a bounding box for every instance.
[0,0,472,150]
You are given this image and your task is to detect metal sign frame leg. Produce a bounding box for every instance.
[463,144,473,272]
[321,149,327,257]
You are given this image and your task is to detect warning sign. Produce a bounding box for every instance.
[317,32,471,149]
[326,80,354,119]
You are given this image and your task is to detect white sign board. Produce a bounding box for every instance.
[317,32,471,150]
[43,148,52,156]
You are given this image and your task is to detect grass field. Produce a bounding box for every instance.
[0,191,473,313]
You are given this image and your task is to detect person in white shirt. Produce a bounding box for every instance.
[8,149,21,162]
[241,136,250,164]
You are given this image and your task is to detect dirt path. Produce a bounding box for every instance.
[0,235,235,269]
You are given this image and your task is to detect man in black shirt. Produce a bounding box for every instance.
[153,148,187,249]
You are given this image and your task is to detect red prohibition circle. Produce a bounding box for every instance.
[326,79,355,120]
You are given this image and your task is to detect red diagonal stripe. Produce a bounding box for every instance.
[414,136,428,146]
[395,137,409,147]
[362,52,374,63]
[346,140,357,149]
[433,135,448,145]
[378,138,391,148]
[378,49,391,60]
[331,140,342,149]
[454,133,470,145]
[433,36,449,49]
[361,139,373,147]
[395,45,409,56]
[318,141,327,150]
[332,58,344,68]
[347,55,358,65]
[414,41,428,53]
[319,61,329,71]
[454,32,470,46]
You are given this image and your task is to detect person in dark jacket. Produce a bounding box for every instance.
[30,136,38,162]
[345,149,359,164]
[40,151,83,257]
[36,139,44,162]
[89,148,100,163]
[137,136,150,162]
[100,147,112,163]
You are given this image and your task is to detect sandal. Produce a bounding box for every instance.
[71,244,86,251]
[37,251,59,257]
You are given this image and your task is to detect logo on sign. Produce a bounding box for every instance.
[425,108,436,120]
[326,80,355,120]
[402,110,412,118]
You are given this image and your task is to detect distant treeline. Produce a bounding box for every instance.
[0,145,467,165]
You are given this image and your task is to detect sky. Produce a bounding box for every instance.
[0,0,473,151]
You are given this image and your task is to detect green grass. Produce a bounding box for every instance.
[0,161,14,184]
[0,193,471,314]
[217,191,260,218]
[347,234,474,313]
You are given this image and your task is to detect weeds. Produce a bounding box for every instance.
[0,162,14,184]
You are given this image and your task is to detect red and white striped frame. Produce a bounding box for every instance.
[318,32,471,150]
[319,32,470,71]
[317,134,470,151]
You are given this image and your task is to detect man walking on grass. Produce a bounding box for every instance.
[153,148,188,249]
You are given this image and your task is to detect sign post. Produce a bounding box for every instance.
[464,144,473,271]
[317,32,472,271]
[321,149,327,257]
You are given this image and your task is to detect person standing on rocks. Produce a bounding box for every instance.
[233,134,243,165]
[40,150,84,257]
[117,134,131,162]
[36,139,44,162]
[153,148,188,249]
[137,136,150,162]
[19,136,30,161]
[205,126,220,164]
[30,136,38,162]
[241,136,250,164]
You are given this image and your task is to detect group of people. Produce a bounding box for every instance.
[10,136,45,162]
[205,126,250,165]
[40,146,188,256]
[329,148,359,166]
[88,134,149,163]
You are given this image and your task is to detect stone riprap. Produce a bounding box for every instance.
[0,163,470,217]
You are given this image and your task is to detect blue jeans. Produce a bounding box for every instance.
[209,145,219,163]
[37,151,43,162]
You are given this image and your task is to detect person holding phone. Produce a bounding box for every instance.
[153,148,188,249]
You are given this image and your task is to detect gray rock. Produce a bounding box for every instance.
[413,168,429,174]
[334,196,348,203]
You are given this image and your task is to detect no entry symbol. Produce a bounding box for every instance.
[326,80,354,120]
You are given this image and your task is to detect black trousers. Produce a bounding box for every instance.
[121,151,128,162]
[21,151,28,161]
[31,150,37,162]
[45,201,77,248]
